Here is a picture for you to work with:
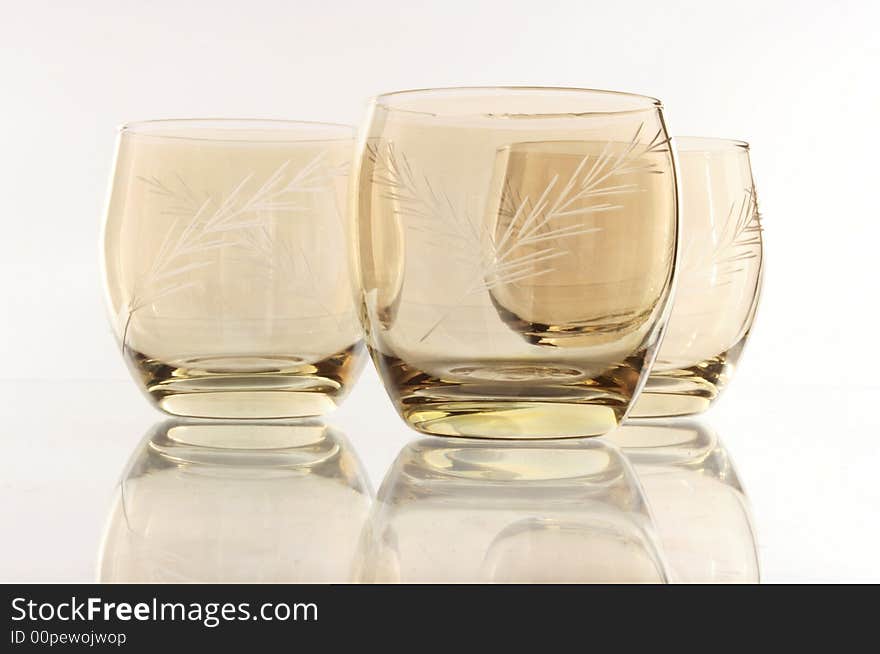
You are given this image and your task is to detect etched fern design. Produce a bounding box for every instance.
[679,187,762,296]
[367,124,669,340]
[122,154,330,349]
[234,213,347,329]
[490,124,669,287]
[713,187,763,279]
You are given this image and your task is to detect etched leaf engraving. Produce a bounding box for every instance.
[679,187,763,297]
[234,211,347,330]
[491,124,669,288]
[713,187,763,280]
[122,154,331,349]
[367,124,668,341]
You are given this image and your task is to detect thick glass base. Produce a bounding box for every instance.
[630,352,734,418]
[630,393,713,418]
[373,351,639,438]
[125,343,365,419]
[402,401,623,439]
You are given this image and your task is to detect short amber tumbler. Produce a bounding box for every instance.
[631,137,763,417]
[102,119,365,418]
[351,87,679,438]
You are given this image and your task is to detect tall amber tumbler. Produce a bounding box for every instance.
[631,137,763,417]
[352,88,679,438]
[103,120,365,419]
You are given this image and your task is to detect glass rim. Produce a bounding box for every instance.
[118,118,355,143]
[371,85,663,117]
[674,135,750,152]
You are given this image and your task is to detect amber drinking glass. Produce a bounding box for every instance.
[102,120,365,418]
[352,87,678,438]
[632,138,763,417]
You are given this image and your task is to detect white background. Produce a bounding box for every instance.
[1,0,878,582]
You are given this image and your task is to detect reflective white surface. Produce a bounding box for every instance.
[2,370,876,582]
[1,0,878,582]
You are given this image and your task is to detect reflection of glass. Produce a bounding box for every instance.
[98,420,371,582]
[353,87,678,438]
[607,420,759,583]
[354,437,669,583]
[102,119,365,419]
[632,137,763,417]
